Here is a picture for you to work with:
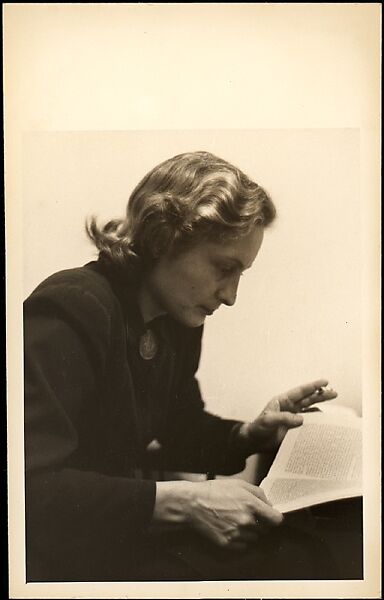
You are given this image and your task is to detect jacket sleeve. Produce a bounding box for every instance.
[157,325,248,475]
[24,275,156,576]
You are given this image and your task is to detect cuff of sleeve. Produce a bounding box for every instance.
[217,420,249,475]
[126,478,157,534]
[227,421,250,457]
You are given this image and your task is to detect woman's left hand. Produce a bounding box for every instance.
[238,379,337,454]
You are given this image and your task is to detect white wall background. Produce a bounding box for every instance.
[23,128,361,416]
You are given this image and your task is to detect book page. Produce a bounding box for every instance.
[260,410,362,513]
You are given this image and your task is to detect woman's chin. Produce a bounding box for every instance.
[171,309,206,328]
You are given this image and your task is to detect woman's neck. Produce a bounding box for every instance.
[137,280,166,324]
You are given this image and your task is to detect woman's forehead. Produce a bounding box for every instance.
[194,227,264,267]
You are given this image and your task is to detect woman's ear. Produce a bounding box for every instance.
[148,236,163,260]
[146,222,177,261]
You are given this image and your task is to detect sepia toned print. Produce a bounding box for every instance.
[23,150,360,582]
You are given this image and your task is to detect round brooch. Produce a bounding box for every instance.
[139,329,158,360]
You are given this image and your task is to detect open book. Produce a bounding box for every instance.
[260,404,362,513]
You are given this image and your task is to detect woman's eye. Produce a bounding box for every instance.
[218,265,233,275]
[217,264,242,277]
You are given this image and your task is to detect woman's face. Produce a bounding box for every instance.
[139,225,264,327]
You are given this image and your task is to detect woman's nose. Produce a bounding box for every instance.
[217,274,240,306]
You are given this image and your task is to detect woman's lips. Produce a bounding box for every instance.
[199,305,217,316]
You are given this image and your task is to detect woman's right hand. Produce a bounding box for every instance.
[154,479,283,551]
[187,479,283,550]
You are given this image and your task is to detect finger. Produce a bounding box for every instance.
[277,379,329,409]
[253,497,284,526]
[241,481,274,506]
[258,411,303,429]
[243,488,284,525]
[300,388,337,408]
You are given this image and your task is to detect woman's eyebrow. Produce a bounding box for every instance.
[219,257,248,271]
[212,250,252,271]
[233,257,256,271]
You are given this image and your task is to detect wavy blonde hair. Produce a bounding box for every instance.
[86,151,276,274]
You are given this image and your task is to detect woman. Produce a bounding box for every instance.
[24,151,337,581]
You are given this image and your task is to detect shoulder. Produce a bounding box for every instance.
[24,263,122,324]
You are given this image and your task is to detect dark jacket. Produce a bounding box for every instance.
[24,259,246,580]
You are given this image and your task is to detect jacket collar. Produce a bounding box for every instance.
[88,257,169,346]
